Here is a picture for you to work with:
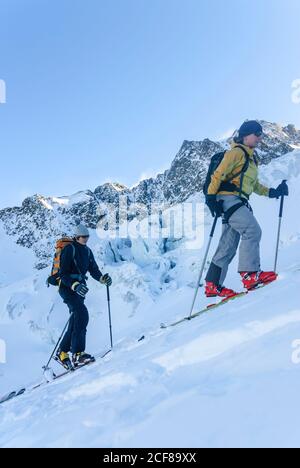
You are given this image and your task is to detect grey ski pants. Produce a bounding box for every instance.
[206,195,262,286]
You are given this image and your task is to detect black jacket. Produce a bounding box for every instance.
[59,241,102,289]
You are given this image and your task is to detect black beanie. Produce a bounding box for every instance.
[238,121,263,138]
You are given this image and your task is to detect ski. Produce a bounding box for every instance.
[51,348,114,379]
[0,388,26,405]
[160,292,247,329]
[0,391,16,405]
[52,355,75,372]
[0,349,112,406]
[0,337,144,407]
[51,357,95,379]
[160,282,273,329]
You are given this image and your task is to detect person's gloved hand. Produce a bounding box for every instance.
[100,273,112,287]
[269,181,289,199]
[205,195,223,218]
[71,282,89,298]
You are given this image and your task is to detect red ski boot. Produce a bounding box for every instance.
[240,271,278,290]
[205,281,239,299]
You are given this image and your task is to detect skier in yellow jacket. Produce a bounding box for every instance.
[205,120,289,298]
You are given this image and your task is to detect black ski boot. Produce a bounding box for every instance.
[54,350,74,371]
[72,352,95,368]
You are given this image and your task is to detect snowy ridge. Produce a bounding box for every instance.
[0,120,299,268]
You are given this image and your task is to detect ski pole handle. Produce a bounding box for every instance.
[208,201,223,238]
[279,180,287,218]
[210,213,219,238]
[274,180,287,272]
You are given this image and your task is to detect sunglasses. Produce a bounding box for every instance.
[79,235,90,239]
[254,131,263,137]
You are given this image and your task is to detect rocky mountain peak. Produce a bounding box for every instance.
[0,120,299,268]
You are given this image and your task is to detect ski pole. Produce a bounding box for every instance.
[106,285,113,349]
[43,312,74,371]
[274,180,287,273]
[189,208,221,318]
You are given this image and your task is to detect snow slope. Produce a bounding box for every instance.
[1,268,300,448]
[0,150,300,448]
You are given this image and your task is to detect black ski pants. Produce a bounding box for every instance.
[59,287,89,354]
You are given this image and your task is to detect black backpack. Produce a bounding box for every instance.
[203,145,255,197]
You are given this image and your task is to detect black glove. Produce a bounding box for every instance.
[100,273,112,287]
[269,181,289,199]
[71,282,89,298]
[205,195,223,218]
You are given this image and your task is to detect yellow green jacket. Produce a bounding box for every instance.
[207,143,269,198]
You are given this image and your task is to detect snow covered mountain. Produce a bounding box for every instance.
[0,121,299,269]
[0,122,300,447]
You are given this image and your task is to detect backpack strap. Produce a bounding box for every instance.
[71,243,91,279]
[236,146,250,198]
[226,145,250,182]
[220,145,250,198]
[71,243,82,276]
[253,150,259,166]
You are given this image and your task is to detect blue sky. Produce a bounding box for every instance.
[0,0,300,208]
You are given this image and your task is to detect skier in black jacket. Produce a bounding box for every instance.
[57,224,112,369]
